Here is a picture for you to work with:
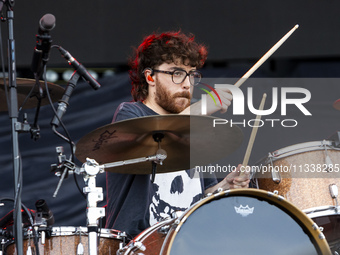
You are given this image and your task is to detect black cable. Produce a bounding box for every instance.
[0,198,33,227]
[0,197,40,255]
[12,151,23,253]
[18,72,41,113]
[43,59,86,199]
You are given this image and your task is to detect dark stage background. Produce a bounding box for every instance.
[0,1,339,227]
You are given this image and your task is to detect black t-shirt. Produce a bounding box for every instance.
[105,102,217,237]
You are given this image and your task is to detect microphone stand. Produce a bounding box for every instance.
[4,2,24,254]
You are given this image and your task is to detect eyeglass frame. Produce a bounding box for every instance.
[149,68,202,86]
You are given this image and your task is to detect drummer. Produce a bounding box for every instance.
[105,31,250,238]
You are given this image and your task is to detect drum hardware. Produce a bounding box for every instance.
[323,140,334,171]
[267,153,281,183]
[158,225,171,235]
[51,146,78,197]
[117,232,128,251]
[329,184,339,211]
[81,158,105,255]
[1,238,7,254]
[117,218,174,255]
[33,199,54,248]
[75,115,243,174]
[26,227,32,255]
[77,227,84,255]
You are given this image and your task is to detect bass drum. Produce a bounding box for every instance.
[5,226,123,255]
[121,189,331,255]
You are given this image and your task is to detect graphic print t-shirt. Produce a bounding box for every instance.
[105,102,217,237]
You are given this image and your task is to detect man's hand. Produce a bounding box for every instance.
[181,86,233,115]
[204,164,250,194]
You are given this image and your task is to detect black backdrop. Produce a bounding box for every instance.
[10,0,340,68]
[0,0,340,230]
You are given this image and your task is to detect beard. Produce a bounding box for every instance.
[155,80,191,113]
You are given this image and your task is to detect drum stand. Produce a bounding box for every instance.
[54,142,167,255]
[82,158,105,255]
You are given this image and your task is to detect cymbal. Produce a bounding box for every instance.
[75,115,243,174]
[333,99,340,111]
[0,78,65,111]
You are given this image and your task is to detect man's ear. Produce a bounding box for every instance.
[144,68,155,86]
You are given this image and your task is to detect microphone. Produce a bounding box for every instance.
[58,46,101,90]
[35,199,54,226]
[31,13,56,75]
[50,71,80,127]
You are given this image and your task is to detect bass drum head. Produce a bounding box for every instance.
[163,189,331,255]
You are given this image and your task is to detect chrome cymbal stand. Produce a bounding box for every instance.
[82,158,105,255]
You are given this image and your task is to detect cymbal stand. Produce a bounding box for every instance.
[81,158,105,255]
[102,132,167,182]
[81,149,167,255]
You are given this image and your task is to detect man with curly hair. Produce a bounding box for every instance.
[105,31,249,238]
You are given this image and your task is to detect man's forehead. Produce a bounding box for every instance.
[160,60,196,70]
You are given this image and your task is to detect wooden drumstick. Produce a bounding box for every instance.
[240,93,267,174]
[234,24,299,88]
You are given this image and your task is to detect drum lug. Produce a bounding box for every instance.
[329,184,339,210]
[158,225,170,235]
[131,241,146,252]
[312,222,326,240]
[268,153,281,184]
[323,140,334,171]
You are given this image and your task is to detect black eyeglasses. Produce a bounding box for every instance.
[152,69,202,86]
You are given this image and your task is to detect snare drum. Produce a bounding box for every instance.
[253,141,340,210]
[121,189,331,255]
[253,141,340,252]
[5,226,123,255]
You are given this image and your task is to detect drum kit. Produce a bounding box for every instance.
[1,73,340,255]
[0,7,338,254]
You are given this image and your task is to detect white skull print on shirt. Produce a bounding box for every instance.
[148,169,202,226]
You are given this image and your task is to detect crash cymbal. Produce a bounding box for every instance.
[0,78,65,111]
[75,115,243,174]
[333,99,340,111]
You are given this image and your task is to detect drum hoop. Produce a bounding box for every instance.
[304,206,339,218]
[259,140,340,164]
[122,218,174,254]
[51,226,122,239]
[162,188,332,255]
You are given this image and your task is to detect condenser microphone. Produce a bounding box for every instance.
[57,46,101,90]
[35,199,55,226]
[31,13,56,74]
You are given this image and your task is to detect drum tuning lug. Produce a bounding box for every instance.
[312,223,318,230]
[132,241,146,251]
[158,225,170,235]
[171,211,184,219]
[77,242,84,255]
[318,232,326,240]
[118,231,128,250]
[174,219,180,226]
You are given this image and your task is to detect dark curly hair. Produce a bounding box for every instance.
[129,31,208,102]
